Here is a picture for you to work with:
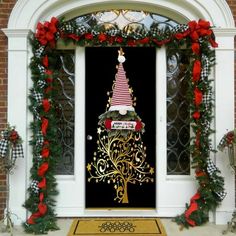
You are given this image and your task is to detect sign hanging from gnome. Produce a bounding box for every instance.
[87,48,154,204]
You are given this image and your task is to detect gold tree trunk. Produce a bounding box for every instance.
[122,181,129,204]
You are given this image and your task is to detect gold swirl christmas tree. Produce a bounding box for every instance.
[87,48,154,204]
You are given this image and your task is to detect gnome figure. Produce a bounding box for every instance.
[108,48,134,115]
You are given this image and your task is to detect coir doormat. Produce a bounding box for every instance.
[67,218,167,236]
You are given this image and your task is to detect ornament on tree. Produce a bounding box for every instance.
[87,48,154,204]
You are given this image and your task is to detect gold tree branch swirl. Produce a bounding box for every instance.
[87,127,154,203]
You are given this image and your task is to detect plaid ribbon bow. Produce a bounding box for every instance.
[0,139,24,159]
[206,158,227,200]
[206,158,217,175]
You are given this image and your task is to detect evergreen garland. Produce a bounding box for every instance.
[23,16,225,233]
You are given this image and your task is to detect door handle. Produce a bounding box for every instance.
[87,135,93,141]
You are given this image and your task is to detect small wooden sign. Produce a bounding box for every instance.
[111,121,136,130]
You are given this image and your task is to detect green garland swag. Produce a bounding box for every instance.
[23,16,226,233]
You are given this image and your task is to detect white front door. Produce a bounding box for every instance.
[54,46,196,217]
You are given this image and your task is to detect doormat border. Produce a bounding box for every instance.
[67,217,167,236]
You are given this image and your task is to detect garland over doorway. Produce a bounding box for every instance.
[23,15,226,234]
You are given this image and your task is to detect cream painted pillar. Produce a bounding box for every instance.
[2,29,30,224]
[214,29,236,224]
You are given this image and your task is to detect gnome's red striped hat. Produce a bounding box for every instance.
[109,49,134,115]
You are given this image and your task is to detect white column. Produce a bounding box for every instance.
[214,29,236,224]
[2,29,30,225]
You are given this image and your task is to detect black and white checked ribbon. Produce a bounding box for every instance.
[76,25,87,35]
[206,158,227,200]
[215,191,227,200]
[132,28,148,39]
[12,144,24,160]
[36,132,44,146]
[0,139,8,157]
[106,29,120,36]
[203,89,212,111]
[33,89,43,103]
[201,55,210,78]
[91,29,100,36]
[0,139,24,159]
[121,31,128,38]
[172,24,189,34]
[35,46,45,58]
[32,106,40,120]
[207,158,217,175]
[150,26,161,36]
[38,65,45,74]
[37,80,47,89]
[30,180,39,194]
[60,22,74,34]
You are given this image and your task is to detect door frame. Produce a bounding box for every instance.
[55,46,196,217]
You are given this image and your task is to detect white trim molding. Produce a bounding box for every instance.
[2,0,236,225]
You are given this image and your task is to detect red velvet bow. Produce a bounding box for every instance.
[188,19,218,48]
[35,17,59,47]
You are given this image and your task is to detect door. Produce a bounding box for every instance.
[85,47,156,208]
[54,47,196,217]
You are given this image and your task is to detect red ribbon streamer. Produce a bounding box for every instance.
[27,193,47,224]
[185,192,201,226]
[41,147,50,158]
[27,212,41,225]
[41,117,49,136]
[194,88,203,106]
[42,99,51,113]
[38,177,46,189]
[42,55,49,68]
[193,60,201,82]
[192,42,200,55]
[37,162,49,177]
[192,111,201,120]
[38,202,48,215]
